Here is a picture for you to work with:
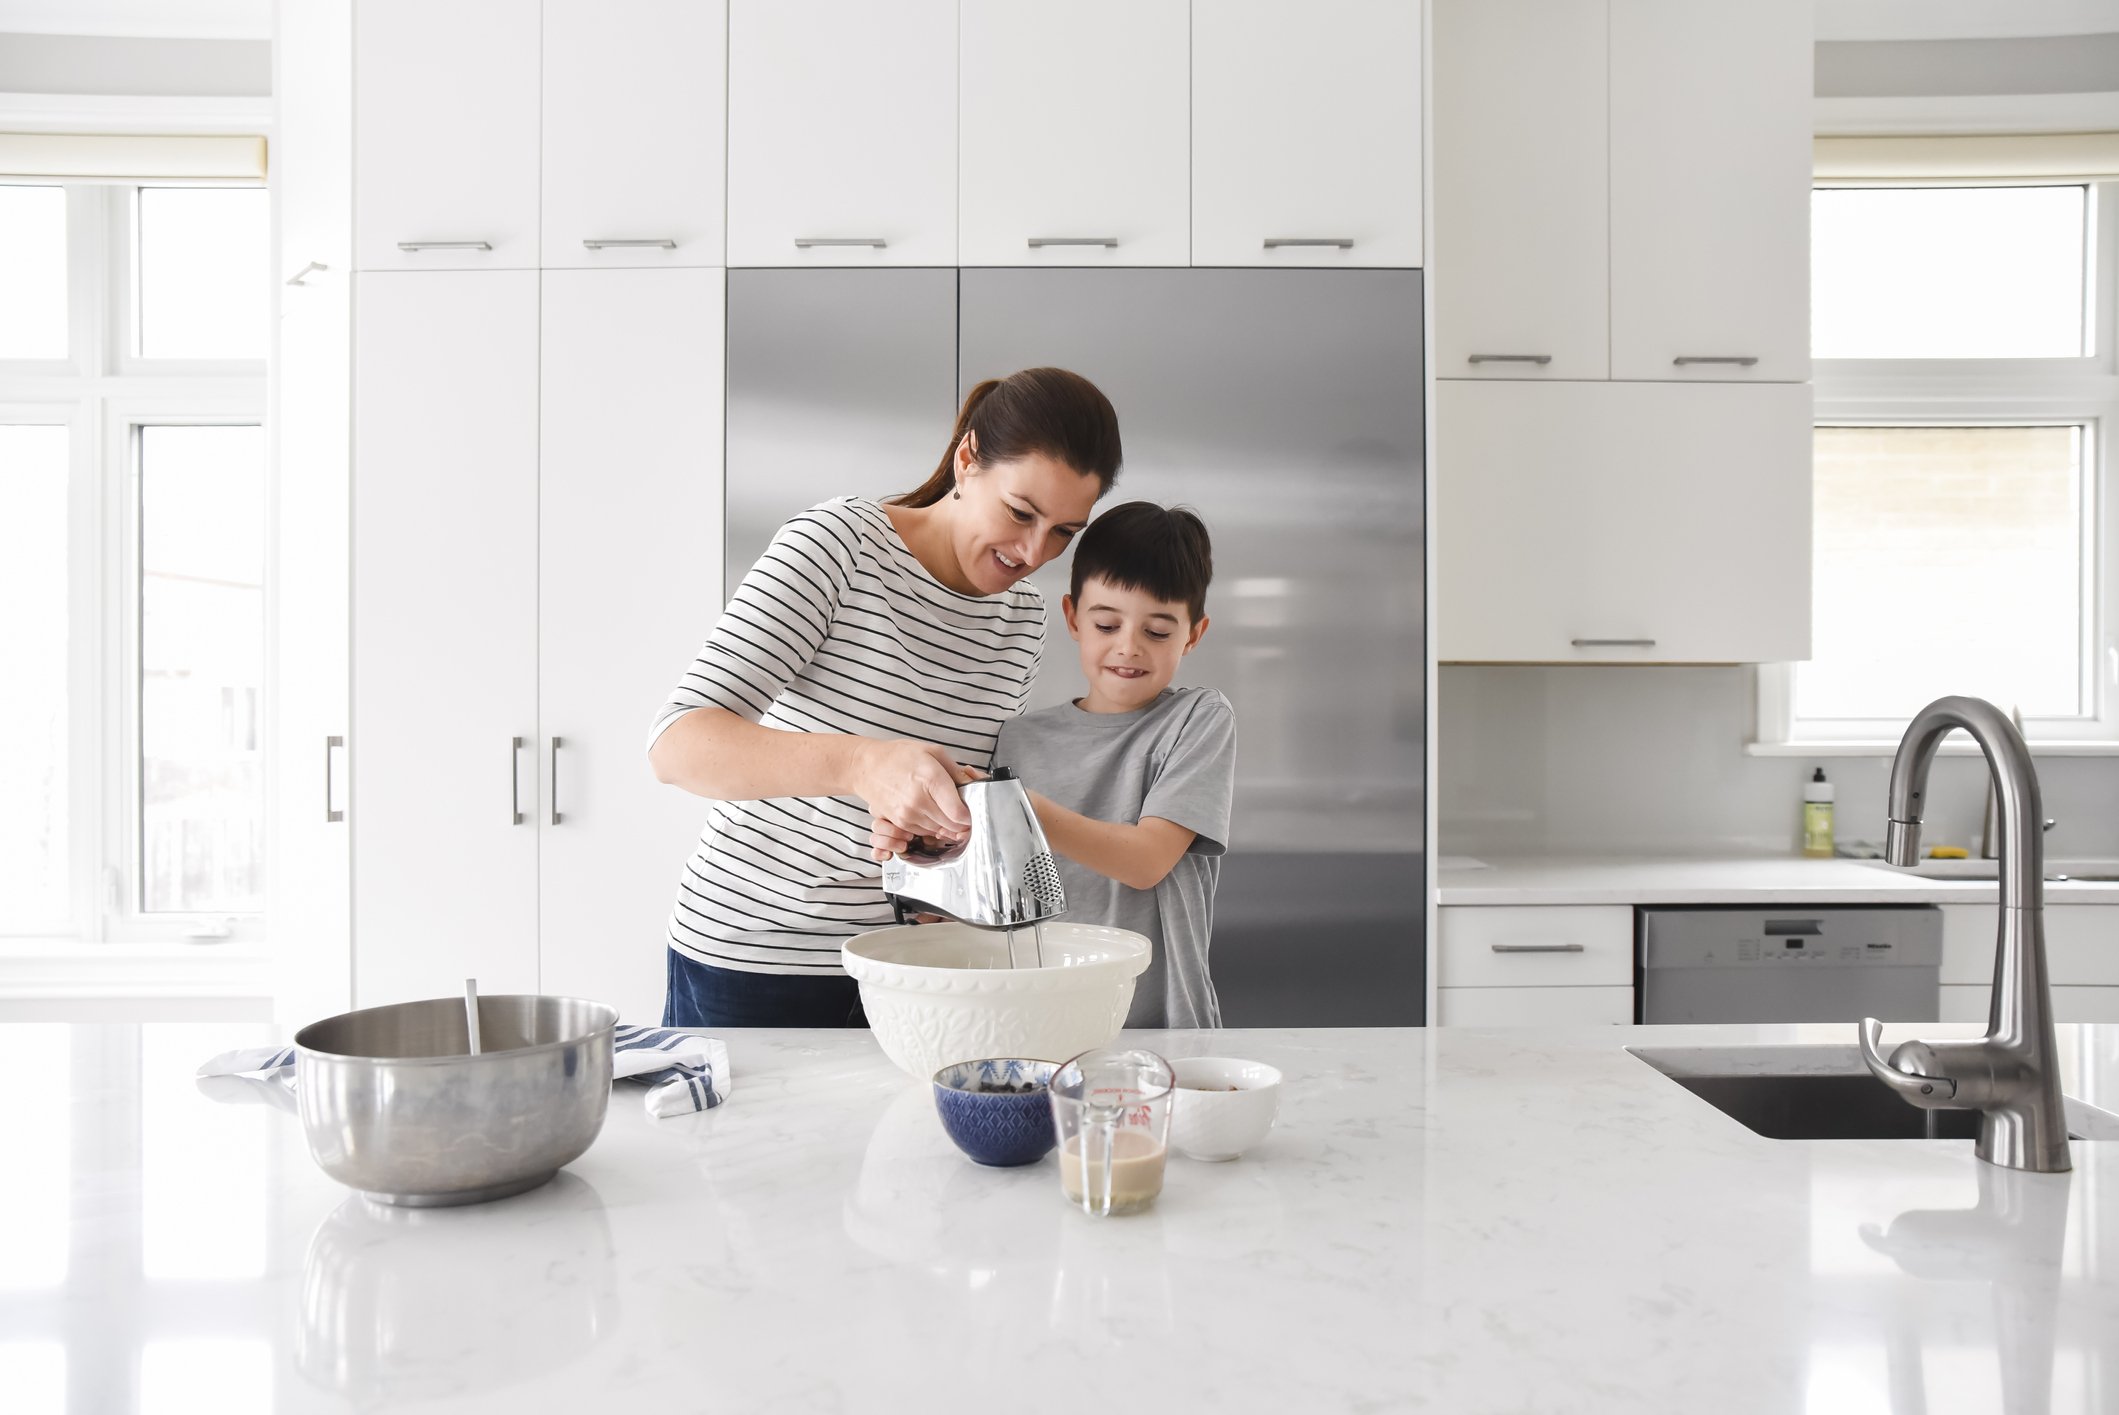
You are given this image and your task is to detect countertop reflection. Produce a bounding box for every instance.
[1,1020,2115,1413]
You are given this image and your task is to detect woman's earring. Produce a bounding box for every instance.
[952,490,960,500]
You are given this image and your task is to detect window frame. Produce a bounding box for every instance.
[1756,179,2119,754]
[0,181,267,947]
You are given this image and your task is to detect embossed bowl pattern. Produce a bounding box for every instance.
[932,1058,1062,1167]
[842,922,1152,1080]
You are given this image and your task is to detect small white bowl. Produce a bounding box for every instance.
[1168,1056,1283,1162]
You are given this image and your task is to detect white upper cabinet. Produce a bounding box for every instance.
[1609,0,1811,381]
[1192,0,1423,268]
[728,0,956,266]
[959,0,1190,267]
[539,269,725,1023]
[542,0,727,269]
[352,272,542,1004]
[355,0,540,270]
[1436,380,1813,664]
[1432,0,1609,378]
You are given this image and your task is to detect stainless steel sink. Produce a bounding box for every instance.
[1860,857,2119,883]
[1667,1073,2011,1140]
[1629,1046,2119,1142]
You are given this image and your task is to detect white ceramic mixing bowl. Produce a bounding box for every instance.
[841,922,1151,1079]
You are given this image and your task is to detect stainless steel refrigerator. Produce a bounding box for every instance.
[726,268,1425,1025]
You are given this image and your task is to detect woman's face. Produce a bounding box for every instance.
[949,434,1102,595]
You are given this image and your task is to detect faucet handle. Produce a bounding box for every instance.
[1859,1018,1961,1109]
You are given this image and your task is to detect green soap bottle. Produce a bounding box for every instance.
[1802,767,1835,858]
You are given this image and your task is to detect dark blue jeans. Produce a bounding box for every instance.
[662,948,869,1029]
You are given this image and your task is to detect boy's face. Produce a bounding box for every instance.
[1061,576,1209,714]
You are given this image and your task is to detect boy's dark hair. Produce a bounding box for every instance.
[1068,502,1214,622]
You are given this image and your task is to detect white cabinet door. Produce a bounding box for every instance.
[353,272,540,1005]
[1943,985,2119,1025]
[1438,986,1635,1026]
[1941,905,2119,986]
[1435,381,1813,663]
[1437,906,1633,987]
[1192,0,1422,268]
[537,269,725,1023]
[355,0,539,271]
[1432,0,1608,379]
[272,0,354,1027]
[1608,0,1810,382]
[727,0,955,266]
[960,0,1189,267]
[543,0,726,269]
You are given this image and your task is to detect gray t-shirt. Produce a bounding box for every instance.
[993,686,1237,1028]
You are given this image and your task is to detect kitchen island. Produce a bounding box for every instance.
[5,1021,2116,1413]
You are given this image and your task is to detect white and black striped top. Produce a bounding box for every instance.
[648,498,1046,974]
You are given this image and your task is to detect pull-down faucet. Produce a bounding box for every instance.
[1860,695,2071,1174]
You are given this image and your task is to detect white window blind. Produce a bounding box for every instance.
[1814,131,2119,184]
[0,133,265,183]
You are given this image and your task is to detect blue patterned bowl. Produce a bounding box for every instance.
[932,1059,1061,1167]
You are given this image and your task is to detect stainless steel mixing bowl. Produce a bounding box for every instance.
[293,994,618,1207]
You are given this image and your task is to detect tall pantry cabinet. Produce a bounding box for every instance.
[274,0,728,1025]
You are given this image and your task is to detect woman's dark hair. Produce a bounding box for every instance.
[893,367,1123,508]
[1068,502,1215,622]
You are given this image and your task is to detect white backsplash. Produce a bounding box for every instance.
[1438,665,2119,860]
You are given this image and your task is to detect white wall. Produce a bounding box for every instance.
[1437,665,2119,860]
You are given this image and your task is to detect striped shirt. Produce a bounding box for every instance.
[648,497,1046,974]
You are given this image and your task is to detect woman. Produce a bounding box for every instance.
[648,367,1123,1029]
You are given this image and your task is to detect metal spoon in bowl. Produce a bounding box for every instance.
[464,977,482,1055]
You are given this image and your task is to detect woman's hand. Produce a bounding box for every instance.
[852,739,978,844]
[870,815,917,862]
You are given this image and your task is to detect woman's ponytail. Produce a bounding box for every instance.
[896,379,1002,509]
[890,367,1123,508]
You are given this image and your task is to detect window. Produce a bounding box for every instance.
[0,184,267,943]
[1761,180,2119,750]
[1812,186,2090,359]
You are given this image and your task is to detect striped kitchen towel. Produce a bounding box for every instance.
[196,1025,731,1118]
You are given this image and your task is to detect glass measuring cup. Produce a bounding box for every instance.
[1048,1049,1175,1217]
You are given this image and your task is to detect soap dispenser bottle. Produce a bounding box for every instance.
[1802,768,1835,858]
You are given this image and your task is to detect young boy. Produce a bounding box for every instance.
[994,501,1236,1029]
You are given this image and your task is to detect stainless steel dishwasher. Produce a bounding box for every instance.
[1637,906,1942,1024]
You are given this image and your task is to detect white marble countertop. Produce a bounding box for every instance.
[5,1019,2119,1413]
[1437,853,2119,906]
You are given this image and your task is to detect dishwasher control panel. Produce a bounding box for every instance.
[1640,907,1943,968]
[1637,905,1944,1024]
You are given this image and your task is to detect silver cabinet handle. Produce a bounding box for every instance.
[794,237,889,248]
[1571,638,1656,648]
[1263,237,1354,249]
[1673,356,1759,366]
[549,736,564,826]
[1467,354,1552,365]
[1028,237,1119,248]
[510,736,525,825]
[287,261,328,287]
[397,241,494,252]
[325,735,344,823]
[583,238,677,250]
[1491,943,1587,953]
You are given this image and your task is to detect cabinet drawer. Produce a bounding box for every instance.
[1941,906,2119,986]
[1942,984,2119,1025]
[1438,985,1635,1027]
[1437,906,1633,987]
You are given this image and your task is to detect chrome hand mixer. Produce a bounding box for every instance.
[880,768,1066,967]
